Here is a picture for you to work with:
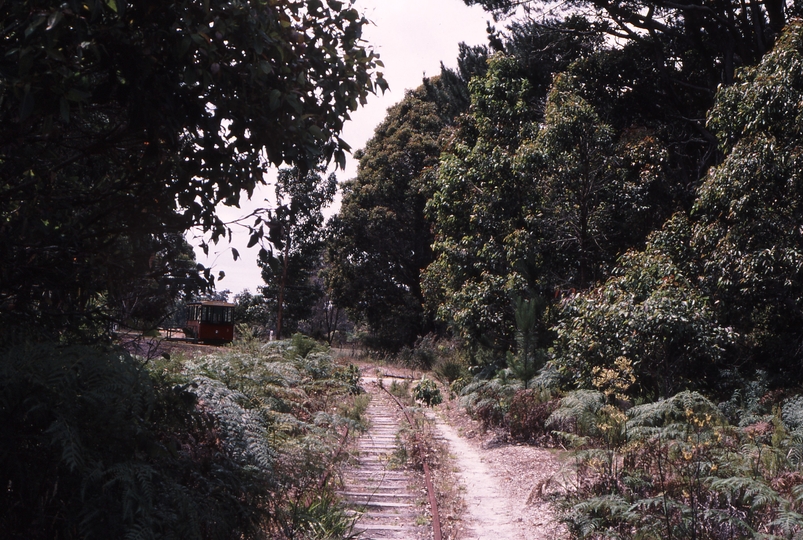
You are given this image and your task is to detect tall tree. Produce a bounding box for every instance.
[466,0,800,208]
[424,25,674,356]
[521,72,671,289]
[556,21,803,395]
[464,0,792,87]
[424,54,540,351]
[259,166,335,338]
[692,20,803,381]
[105,233,207,331]
[326,71,470,350]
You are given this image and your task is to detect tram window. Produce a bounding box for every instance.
[189,304,233,324]
[199,306,230,323]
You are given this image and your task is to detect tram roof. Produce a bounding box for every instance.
[188,300,236,308]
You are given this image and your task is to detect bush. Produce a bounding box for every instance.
[505,389,560,442]
[398,334,439,371]
[388,379,411,401]
[562,390,803,539]
[433,350,468,384]
[413,377,443,407]
[0,342,266,539]
[459,377,519,430]
[290,332,324,359]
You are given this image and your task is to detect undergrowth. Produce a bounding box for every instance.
[452,354,803,537]
[0,336,366,539]
[457,365,562,443]
[550,389,803,539]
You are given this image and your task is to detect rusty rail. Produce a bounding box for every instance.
[379,383,443,540]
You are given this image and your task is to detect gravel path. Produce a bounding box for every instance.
[436,420,523,539]
[432,402,570,540]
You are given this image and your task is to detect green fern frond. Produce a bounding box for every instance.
[627,391,725,441]
[708,476,782,510]
[547,389,605,436]
[769,509,803,537]
[567,494,636,537]
[552,430,591,448]
[783,396,803,432]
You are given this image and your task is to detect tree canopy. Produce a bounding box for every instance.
[325,69,472,350]
[259,165,335,338]
[1,0,385,337]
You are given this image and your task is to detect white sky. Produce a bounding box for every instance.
[194,0,490,297]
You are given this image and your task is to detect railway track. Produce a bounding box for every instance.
[341,382,429,539]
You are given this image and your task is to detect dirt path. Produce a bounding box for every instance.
[435,419,522,538]
[432,402,570,540]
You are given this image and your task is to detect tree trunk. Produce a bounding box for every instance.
[276,231,290,339]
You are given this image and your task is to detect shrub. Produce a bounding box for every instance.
[561,390,803,539]
[0,339,364,540]
[0,342,266,539]
[388,379,411,401]
[459,376,520,430]
[433,351,468,384]
[413,377,443,407]
[505,389,560,442]
[290,332,324,359]
[335,363,363,395]
[398,333,439,370]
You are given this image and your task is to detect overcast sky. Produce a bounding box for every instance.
[194,0,491,297]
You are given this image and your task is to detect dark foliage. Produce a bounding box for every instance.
[505,389,560,443]
[0,342,266,539]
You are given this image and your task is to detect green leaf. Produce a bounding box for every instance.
[308,124,326,140]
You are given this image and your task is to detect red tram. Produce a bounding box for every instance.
[184,301,235,343]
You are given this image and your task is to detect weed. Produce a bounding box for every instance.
[389,379,411,401]
[337,393,371,426]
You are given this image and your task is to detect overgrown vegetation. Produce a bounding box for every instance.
[323,9,803,535]
[0,337,366,539]
[551,389,803,539]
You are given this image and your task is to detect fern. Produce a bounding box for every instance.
[708,476,782,511]
[782,396,803,432]
[565,494,636,537]
[2,337,364,539]
[626,391,725,441]
[547,389,606,437]
[768,509,803,537]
